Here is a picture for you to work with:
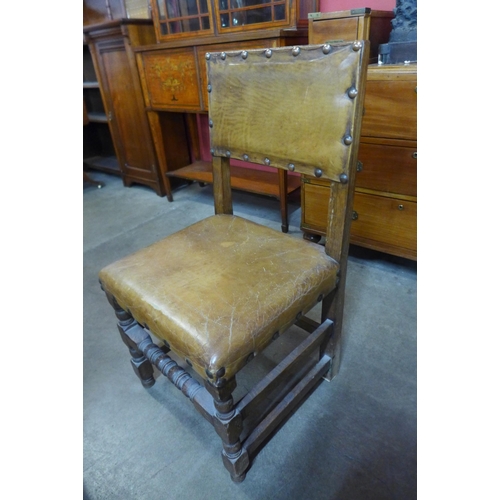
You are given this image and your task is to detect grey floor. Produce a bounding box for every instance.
[83,171,417,500]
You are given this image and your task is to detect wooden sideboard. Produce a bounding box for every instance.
[301,63,417,260]
[83,0,318,232]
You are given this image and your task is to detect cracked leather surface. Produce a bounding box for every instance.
[99,215,339,382]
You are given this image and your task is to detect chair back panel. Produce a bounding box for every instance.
[206,42,368,183]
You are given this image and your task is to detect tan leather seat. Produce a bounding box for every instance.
[100,214,339,382]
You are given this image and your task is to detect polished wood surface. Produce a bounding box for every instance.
[361,66,417,140]
[141,48,202,112]
[357,138,417,197]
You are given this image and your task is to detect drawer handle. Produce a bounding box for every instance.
[352,211,358,220]
[412,152,417,159]
[398,204,404,211]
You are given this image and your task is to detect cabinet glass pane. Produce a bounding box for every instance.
[274,4,285,20]
[218,0,287,29]
[156,0,166,19]
[156,0,212,34]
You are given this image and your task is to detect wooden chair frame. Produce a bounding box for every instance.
[100,42,369,482]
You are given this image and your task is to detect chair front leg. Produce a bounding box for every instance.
[102,288,155,388]
[205,378,250,482]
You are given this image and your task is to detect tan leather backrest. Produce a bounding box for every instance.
[206,42,369,183]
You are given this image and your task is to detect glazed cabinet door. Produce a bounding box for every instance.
[95,38,164,195]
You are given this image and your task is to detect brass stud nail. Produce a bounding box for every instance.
[344,135,353,145]
[226,151,231,157]
[272,331,279,341]
[352,41,362,51]
[205,368,214,379]
[216,367,226,378]
[242,50,248,59]
[322,44,332,54]
[340,173,348,184]
[205,53,211,60]
[314,168,322,178]
[185,358,192,367]
[317,294,324,302]
[264,157,271,166]
[207,84,212,93]
[265,49,272,58]
[348,87,358,99]
[221,52,226,60]
[243,154,249,161]
[292,46,301,56]
[209,119,213,128]
[288,163,295,171]
[246,352,255,364]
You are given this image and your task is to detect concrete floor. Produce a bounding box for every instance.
[83,171,417,500]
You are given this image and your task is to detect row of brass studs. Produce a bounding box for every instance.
[207,150,349,182]
[205,41,363,62]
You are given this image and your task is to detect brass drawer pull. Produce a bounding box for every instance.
[412,152,417,159]
[352,211,358,220]
[398,204,404,211]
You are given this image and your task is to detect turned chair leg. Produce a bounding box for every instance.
[102,288,156,388]
[205,378,250,482]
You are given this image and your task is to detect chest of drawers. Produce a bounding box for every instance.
[301,64,417,260]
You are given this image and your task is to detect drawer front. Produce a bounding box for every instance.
[301,179,417,258]
[309,17,360,44]
[357,141,417,197]
[350,192,416,254]
[141,48,201,111]
[301,179,330,232]
[361,78,417,140]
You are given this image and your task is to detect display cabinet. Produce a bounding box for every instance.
[132,0,317,231]
[151,0,316,42]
